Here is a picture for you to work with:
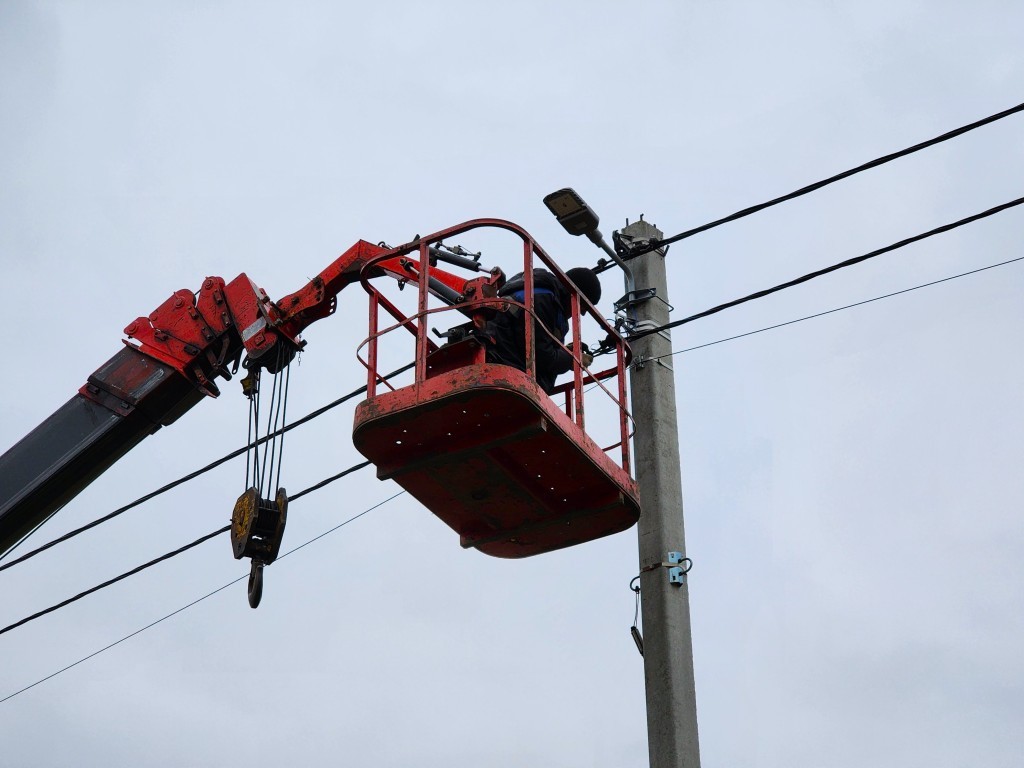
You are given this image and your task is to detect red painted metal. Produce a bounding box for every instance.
[117,278,237,399]
[351,219,640,558]
[353,363,639,558]
[23,219,562,557]
[106,239,478,406]
[274,240,475,340]
[76,216,636,560]
[415,242,431,385]
[113,271,291,401]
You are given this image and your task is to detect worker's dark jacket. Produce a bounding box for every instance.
[485,269,573,394]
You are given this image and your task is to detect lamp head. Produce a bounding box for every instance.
[543,188,601,238]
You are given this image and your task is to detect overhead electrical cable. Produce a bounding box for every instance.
[0,490,405,705]
[629,196,1024,339]
[0,460,375,637]
[621,100,1024,259]
[0,362,414,574]
[651,255,1024,359]
[289,461,371,502]
[0,527,229,637]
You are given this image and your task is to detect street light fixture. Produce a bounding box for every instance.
[543,188,635,294]
[542,187,602,237]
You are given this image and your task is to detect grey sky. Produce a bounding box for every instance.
[1,1,1022,766]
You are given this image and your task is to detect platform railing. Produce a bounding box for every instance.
[354,219,635,476]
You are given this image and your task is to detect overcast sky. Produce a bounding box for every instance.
[1,2,1022,766]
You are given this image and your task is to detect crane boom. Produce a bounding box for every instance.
[0,238,490,556]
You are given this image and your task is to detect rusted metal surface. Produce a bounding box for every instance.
[230,486,288,564]
[229,477,288,610]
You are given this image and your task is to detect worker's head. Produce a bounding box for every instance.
[566,267,602,310]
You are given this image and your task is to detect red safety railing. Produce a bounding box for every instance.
[353,219,634,475]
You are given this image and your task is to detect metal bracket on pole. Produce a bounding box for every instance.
[641,551,693,585]
[667,552,688,585]
[616,290,674,343]
[615,288,673,316]
[615,287,657,313]
[632,354,674,373]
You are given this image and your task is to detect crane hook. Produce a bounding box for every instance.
[231,487,287,609]
[248,561,265,609]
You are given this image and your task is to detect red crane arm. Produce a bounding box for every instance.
[0,236,488,556]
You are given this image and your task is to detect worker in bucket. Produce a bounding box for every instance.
[486,266,602,394]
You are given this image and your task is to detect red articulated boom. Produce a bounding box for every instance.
[0,219,639,566]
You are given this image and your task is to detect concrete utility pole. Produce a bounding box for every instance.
[624,219,701,768]
[540,191,700,765]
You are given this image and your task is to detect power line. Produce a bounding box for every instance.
[0,490,405,705]
[289,461,371,502]
[0,363,413,574]
[0,460,372,637]
[630,195,1024,339]
[0,526,229,637]
[651,255,1024,360]
[6,243,1019,704]
[621,100,1024,258]
[1,575,247,705]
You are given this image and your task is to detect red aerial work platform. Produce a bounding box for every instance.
[351,219,640,557]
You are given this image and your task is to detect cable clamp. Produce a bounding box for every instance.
[631,353,673,373]
[624,319,672,343]
[614,288,659,313]
[613,228,670,260]
[640,552,693,585]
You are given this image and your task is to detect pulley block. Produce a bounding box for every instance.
[231,486,288,608]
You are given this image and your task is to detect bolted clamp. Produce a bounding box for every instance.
[667,551,690,584]
[614,287,658,313]
[641,551,693,585]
